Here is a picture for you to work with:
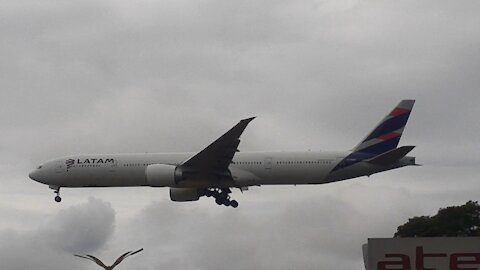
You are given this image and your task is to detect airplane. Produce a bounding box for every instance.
[75,248,143,270]
[29,100,418,208]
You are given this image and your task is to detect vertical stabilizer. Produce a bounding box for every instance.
[353,100,415,155]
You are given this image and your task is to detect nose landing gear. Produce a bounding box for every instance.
[49,186,62,203]
[203,188,239,208]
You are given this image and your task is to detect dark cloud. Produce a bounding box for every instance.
[44,197,115,253]
[0,198,115,270]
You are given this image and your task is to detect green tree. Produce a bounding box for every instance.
[394,200,480,237]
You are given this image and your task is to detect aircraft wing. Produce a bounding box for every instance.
[182,117,255,171]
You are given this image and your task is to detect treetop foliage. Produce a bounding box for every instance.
[394,200,480,237]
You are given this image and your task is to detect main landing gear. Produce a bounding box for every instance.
[202,188,239,208]
[49,186,62,203]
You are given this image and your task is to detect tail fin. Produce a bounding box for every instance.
[353,100,415,155]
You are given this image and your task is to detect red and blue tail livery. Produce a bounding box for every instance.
[331,100,416,174]
[353,100,415,155]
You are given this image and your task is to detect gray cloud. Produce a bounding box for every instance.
[117,181,427,270]
[43,197,115,253]
[0,198,115,270]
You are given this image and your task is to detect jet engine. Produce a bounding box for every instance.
[145,164,182,187]
[169,187,200,202]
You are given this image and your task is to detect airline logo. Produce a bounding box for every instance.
[65,158,115,170]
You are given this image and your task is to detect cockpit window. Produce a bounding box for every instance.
[36,165,43,169]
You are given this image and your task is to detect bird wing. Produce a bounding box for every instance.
[85,255,109,268]
[129,248,144,256]
[74,254,89,259]
[110,248,143,268]
[74,254,109,269]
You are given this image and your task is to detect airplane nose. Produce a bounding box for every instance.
[29,169,41,182]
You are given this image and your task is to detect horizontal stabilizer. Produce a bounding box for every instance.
[367,146,415,165]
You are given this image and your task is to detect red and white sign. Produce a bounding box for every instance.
[364,237,480,270]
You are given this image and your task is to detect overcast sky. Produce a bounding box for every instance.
[1,0,479,269]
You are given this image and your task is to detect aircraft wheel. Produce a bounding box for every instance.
[223,200,231,207]
[54,196,62,203]
[230,200,239,208]
[215,197,223,205]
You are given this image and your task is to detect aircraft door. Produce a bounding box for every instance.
[264,157,273,170]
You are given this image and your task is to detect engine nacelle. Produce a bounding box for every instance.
[169,187,200,202]
[146,164,181,187]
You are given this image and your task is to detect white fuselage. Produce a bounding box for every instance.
[28,101,417,206]
[29,151,413,189]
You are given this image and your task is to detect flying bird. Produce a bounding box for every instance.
[74,248,143,270]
